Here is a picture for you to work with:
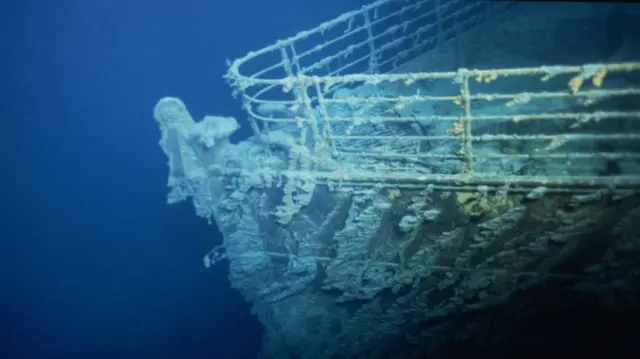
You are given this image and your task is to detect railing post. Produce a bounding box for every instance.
[458,69,474,176]
[363,11,379,74]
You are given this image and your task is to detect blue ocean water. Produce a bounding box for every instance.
[1,1,365,358]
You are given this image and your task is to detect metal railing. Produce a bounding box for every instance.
[225,0,640,192]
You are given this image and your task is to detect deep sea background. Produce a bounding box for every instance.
[1,1,367,358]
